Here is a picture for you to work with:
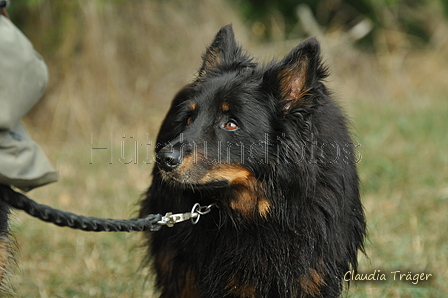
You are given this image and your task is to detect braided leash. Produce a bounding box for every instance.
[0,185,216,232]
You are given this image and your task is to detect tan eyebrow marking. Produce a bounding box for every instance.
[221,101,230,111]
[189,102,197,111]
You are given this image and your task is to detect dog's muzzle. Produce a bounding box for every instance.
[157,145,183,172]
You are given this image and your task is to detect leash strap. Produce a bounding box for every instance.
[0,185,163,232]
[0,185,216,232]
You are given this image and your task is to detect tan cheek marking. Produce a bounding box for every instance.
[198,165,251,184]
[230,186,256,218]
[164,161,271,218]
[221,168,270,218]
[229,183,271,218]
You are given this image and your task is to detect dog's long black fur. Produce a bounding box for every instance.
[140,24,366,298]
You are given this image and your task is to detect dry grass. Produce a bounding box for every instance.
[5,0,448,297]
[26,0,251,143]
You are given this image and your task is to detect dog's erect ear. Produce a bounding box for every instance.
[271,38,328,113]
[198,24,253,77]
[199,24,237,76]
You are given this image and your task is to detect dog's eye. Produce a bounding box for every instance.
[186,117,193,125]
[224,120,239,131]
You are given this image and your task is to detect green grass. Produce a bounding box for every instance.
[346,96,448,297]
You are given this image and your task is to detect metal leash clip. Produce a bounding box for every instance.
[157,203,217,227]
[158,212,195,227]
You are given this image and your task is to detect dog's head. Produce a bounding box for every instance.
[155,25,327,193]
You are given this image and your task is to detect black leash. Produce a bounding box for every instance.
[0,185,216,232]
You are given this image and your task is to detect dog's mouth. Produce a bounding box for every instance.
[159,166,237,189]
[184,180,230,190]
[158,156,253,189]
[160,170,228,188]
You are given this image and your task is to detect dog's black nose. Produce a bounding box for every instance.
[157,146,182,171]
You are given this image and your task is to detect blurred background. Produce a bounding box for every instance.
[4,0,448,297]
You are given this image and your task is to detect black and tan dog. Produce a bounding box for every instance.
[140,25,366,298]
